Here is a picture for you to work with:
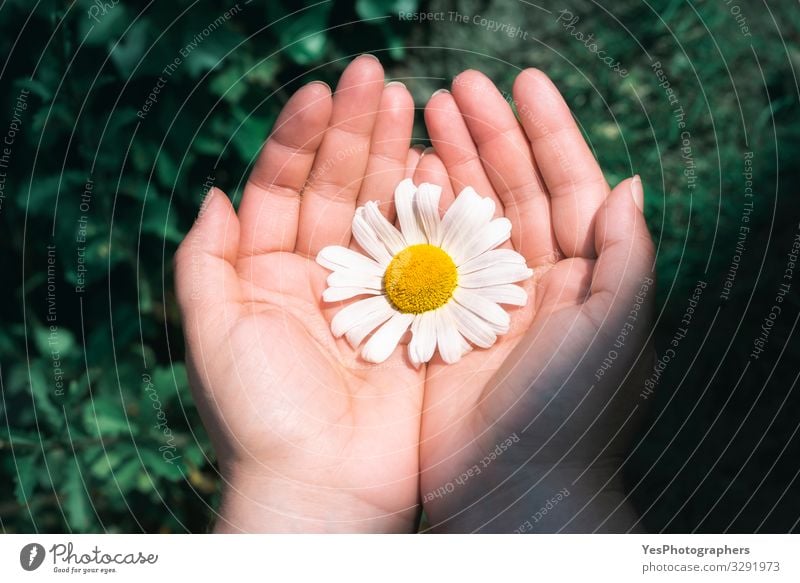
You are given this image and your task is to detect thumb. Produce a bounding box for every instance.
[585,176,656,324]
[174,187,242,339]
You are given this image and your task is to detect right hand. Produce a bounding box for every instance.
[175,56,425,533]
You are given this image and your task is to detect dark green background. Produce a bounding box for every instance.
[1,0,798,532]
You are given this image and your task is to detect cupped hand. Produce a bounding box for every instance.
[174,56,424,532]
[417,70,656,532]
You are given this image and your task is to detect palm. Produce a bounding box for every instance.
[176,56,425,531]
[422,239,597,486]
[223,252,423,505]
[415,70,654,514]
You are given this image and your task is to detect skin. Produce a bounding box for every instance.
[417,70,655,532]
[174,58,655,533]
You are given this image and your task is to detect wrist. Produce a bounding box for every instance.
[214,463,417,533]
[422,458,641,533]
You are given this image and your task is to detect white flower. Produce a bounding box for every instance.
[316,179,533,365]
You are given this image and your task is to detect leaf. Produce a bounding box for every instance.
[150,363,189,404]
[155,150,179,188]
[33,321,76,360]
[209,65,248,103]
[140,447,184,481]
[230,107,271,161]
[247,58,280,87]
[28,361,65,430]
[356,0,418,19]
[83,395,135,437]
[63,232,129,287]
[77,0,129,47]
[21,171,86,215]
[13,452,40,505]
[114,455,144,490]
[276,3,332,65]
[109,18,150,77]
[16,78,53,102]
[62,463,92,532]
[141,196,184,243]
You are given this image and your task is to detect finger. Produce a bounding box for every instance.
[405,145,424,178]
[451,70,559,267]
[412,150,455,210]
[584,177,655,325]
[424,89,501,213]
[174,188,242,345]
[513,68,609,258]
[297,55,385,257]
[237,81,332,257]
[356,81,415,221]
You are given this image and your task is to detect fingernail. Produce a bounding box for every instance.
[359,53,380,63]
[411,144,426,154]
[431,88,450,98]
[421,146,435,157]
[198,186,217,219]
[308,80,331,92]
[385,80,406,89]
[631,175,644,212]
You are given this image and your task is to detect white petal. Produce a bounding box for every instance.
[344,302,397,348]
[331,295,393,338]
[409,312,436,366]
[317,246,384,277]
[351,212,393,266]
[327,270,383,290]
[361,312,414,363]
[440,187,495,259]
[458,263,534,288]
[458,334,473,358]
[435,306,466,364]
[395,179,425,245]
[362,201,407,255]
[323,286,381,302]
[478,284,529,306]
[458,248,526,274]
[453,287,510,331]
[456,217,512,265]
[439,187,480,236]
[449,302,497,349]
[415,182,442,245]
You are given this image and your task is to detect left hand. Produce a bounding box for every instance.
[416,69,655,532]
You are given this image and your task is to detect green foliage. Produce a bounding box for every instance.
[0,0,418,533]
[1,0,798,533]
[405,0,799,531]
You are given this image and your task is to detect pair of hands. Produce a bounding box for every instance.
[174,55,655,533]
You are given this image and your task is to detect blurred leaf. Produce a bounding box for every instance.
[77,0,129,47]
[356,0,418,19]
[33,322,76,359]
[141,196,184,243]
[154,149,179,187]
[114,455,144,490]
[230,106,272,161]
[109,18,150,77]
[28,361,65,430]
[83,395,135,437]
[62,463,92,532]
[275,2,332,65]
[13,452,40,505]
[140,447,183,481]
[151,363,188,403]
[21,171,85,215]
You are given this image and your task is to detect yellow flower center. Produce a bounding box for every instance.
[384,244,458,314]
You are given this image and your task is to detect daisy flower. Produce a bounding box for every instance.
[316,179,533,365]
